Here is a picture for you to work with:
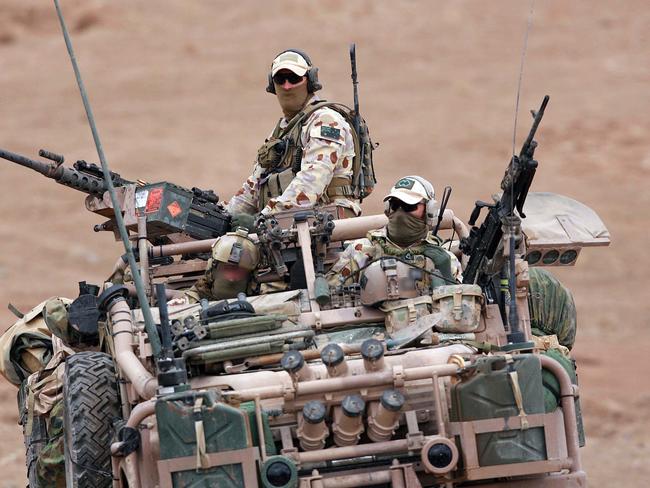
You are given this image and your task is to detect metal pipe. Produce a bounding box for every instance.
[540,355,582,472]
[109,298,158,399]
[110,254,129,281]
[320,470,391,487]
[245,343,361,368]
[124,284,183,300]
[254,397,267,462]
[142,211,465,262]
[137,216,150,298]
[292,434,441,464]
[182,329,314,360]
[126,399,156,429]
[225,363,458,402]
[431,373,446,437]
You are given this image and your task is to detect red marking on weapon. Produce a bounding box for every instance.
[145,187,164,213]
[167,201,182,218]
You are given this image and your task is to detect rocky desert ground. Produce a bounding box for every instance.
[0,1,648,486]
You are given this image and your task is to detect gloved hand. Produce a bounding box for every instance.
[230,213,256,232]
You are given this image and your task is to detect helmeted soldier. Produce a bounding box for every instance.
[227,49,361,227]
[326,176,462,305]
[185,228,260,302]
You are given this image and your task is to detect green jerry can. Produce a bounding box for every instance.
[156,390,253,487]
[450,354,546,466]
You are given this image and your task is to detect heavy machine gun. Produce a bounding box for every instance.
[460,95,549,286]
[1,147,230,242]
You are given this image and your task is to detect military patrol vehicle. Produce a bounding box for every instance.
[0,3,611,487]
[1,107,610,487]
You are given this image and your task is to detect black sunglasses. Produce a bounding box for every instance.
[389,199,420,213]
[273,71,304,85]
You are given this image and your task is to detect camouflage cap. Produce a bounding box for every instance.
[271,51,310,76]
[211,229,260,271]
[383,176,434,205]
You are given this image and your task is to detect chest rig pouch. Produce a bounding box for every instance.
[257,102,323,210]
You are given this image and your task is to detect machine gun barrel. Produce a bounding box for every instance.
[0,147,58,178]
[0,147,126,196]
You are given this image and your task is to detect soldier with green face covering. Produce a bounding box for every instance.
[185,229,260,303]
[326,176,462,301]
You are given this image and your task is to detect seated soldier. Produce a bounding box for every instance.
[326,176,462,298]
[185,229,260,303]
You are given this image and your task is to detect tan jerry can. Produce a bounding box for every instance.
[430,284,483,333]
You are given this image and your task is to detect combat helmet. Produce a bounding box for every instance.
[211,228,259,271]
[383,176,438,228]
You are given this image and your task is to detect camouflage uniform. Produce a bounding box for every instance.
[527,267,577,349]
[227,100,360,217]
[35,399,66,487]
[185,229,260,303]
[327,227,462,289]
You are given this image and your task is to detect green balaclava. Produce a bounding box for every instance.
[386,208,428,248]
[210,264,250,300]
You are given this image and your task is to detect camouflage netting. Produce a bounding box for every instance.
[527,268,577,349]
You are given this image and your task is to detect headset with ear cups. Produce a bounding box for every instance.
[266,48,322,94]
[383,175,439,228]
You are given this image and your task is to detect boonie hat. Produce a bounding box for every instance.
[271,51,310,76]
[383,176,431,205]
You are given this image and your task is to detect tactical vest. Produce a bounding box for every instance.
[256,100,375,210]
[370,233,454,290]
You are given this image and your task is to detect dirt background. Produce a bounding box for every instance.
[0,1,648,486]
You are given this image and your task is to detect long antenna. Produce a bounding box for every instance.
[53,0,161,357]
[506,0,537,345]
[511,0,537,160]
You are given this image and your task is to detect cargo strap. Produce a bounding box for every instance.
[25,374,52,437]
[193,397,210,470]
[505,357,529,430]
[326,177,354,198]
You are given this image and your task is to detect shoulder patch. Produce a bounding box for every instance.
[321,126,341,140]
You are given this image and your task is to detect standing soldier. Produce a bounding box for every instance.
[227,49,363,228]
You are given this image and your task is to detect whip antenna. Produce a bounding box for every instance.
[53,0,161,356]
[506,0,537,346]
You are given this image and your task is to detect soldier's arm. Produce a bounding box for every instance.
[226,164,263,217]
[261,111,348,215]
[446,250,464,282]
[326,238,378,287]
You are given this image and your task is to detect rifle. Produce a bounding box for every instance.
[349,43,365,198]
[1,147,230,241]
[460,95,549,286]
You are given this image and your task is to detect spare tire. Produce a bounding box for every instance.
[63,352,120,488]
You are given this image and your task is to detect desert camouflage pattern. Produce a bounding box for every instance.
[35,399,65,487]
[527,267,577,349]
[227,105,360,216]
[0,299,57,386]
[379,296,433,334]
[326,228,462,288]
[431,284,483,333]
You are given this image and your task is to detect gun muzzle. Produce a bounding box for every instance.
[0,148,57,178]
